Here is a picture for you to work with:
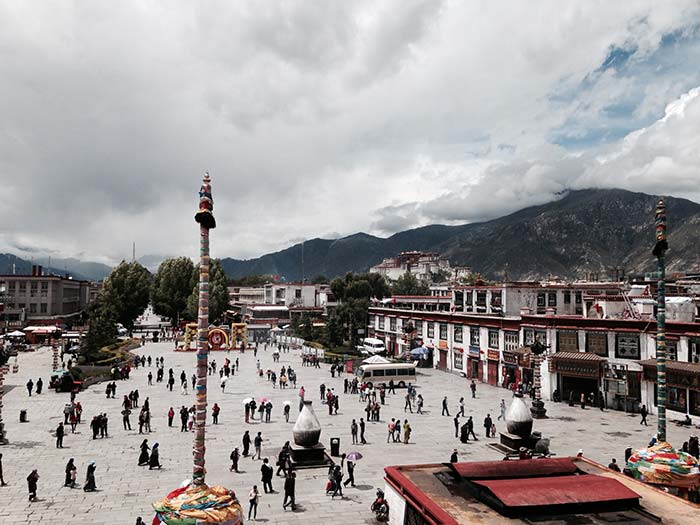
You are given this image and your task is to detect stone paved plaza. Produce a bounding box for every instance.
[0,341,694,524]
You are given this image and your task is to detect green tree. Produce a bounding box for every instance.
[151,257,195,325]
[328,272,390,351]
[311,274,329,284]
[101,261,151,330]
[186,259,230,323]
[82,297,118,361]
[391,272,430,295]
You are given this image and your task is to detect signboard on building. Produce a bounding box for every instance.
[487,349,499,361]
[468,346,480,359]
[438,340,448,350]
[502,351,517,365]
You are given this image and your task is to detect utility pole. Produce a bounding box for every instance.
[653,199,668,443]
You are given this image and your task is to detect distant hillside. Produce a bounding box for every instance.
[0,254,111,281]
[220,188,700,281]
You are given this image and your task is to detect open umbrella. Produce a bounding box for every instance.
[242,397,253,405]
[410,347,429,356]
[282,400,292,406]
[346,452,363,461]
[258,397,271,404]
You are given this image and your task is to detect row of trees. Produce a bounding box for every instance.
[84,257,230,359]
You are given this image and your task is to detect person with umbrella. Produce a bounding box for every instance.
[343,452,362,487]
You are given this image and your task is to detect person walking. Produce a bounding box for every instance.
[248,485,260,521]
[27,469,39,501]
[416,394,424,414]
[167,407,174,427]
[498,399,506,421]
[0,453,7,486]
[350,419,358,444]
[284,404,290,423]
[83,461,97,492]
[458,397,465,417]
[26,379,34,397]
[138,439,150,466]
[212,403,220,424]
[230,448,240,472]
[64,459,77,487]
[465,416,478,441]
[122,408,132,430]
[260,458,274,493]
[470,380,476,398]
[404,392,412,413]
[640,405,648,426]
[253,432,263,460]
[242,431,252,456]
[453,414,460,438]
[484,414,493,438]
[388,379,395,394]
[442,396,450,416]
[282,472,296,510]
[36,378,43,395]
[343,460,356,488]
[179,406,188,432]
[56,423,65,448]
[403,420,412,444]
[360,418,367,444]
[148,443,162,469]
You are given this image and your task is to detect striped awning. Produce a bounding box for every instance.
[551,351,606,362]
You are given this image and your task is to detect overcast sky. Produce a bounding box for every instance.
[2,1,700,265]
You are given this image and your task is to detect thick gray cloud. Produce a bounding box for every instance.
[1,1,700,264]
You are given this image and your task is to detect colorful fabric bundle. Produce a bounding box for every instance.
[152,483,243,525]
[626,441,700,488]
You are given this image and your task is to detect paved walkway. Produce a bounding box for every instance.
[0,341,693,524]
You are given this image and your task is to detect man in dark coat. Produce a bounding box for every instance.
[56,423,65,448]
[27,469,39,501]
[260,458,274,493]
[242,431,251,456]
[282,472,296,510]
[483,414,493,438]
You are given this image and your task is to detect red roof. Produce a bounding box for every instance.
[451,457,577,479]
[474,475,639,508]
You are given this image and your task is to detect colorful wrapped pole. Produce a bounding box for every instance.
[193,173,216,485]
[152,174,243,524]
[652,199,668,443]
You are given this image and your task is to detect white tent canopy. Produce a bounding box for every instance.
[3,330,26,338]
[362,355,391,365]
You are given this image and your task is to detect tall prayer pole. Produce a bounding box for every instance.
[151,174,242,525]
[193,173,216,485]
[653,199,667,443]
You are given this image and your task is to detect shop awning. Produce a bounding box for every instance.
[638,359,700,374]
[513,346,531,355]
[549,352,605,378]
[639,359,700,389]
[551,352,606,362]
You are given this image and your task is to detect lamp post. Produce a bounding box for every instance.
[653,199,668,443]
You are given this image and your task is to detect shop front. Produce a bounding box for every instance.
[437,340,448,370]
[502,347,533,389]
[549,351,606,404]
[487,349,499,386]
[640,360,700,421]
[467,346,481,380]
[453,347,464,375]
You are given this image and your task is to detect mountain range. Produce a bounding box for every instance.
[219,188,700,281]
[3,188,699,283]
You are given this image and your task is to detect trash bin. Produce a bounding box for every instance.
[19,409,27,423]
[330,437,340,457]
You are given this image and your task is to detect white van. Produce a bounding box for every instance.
[355,362,417,388]
[361,337,386,355]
